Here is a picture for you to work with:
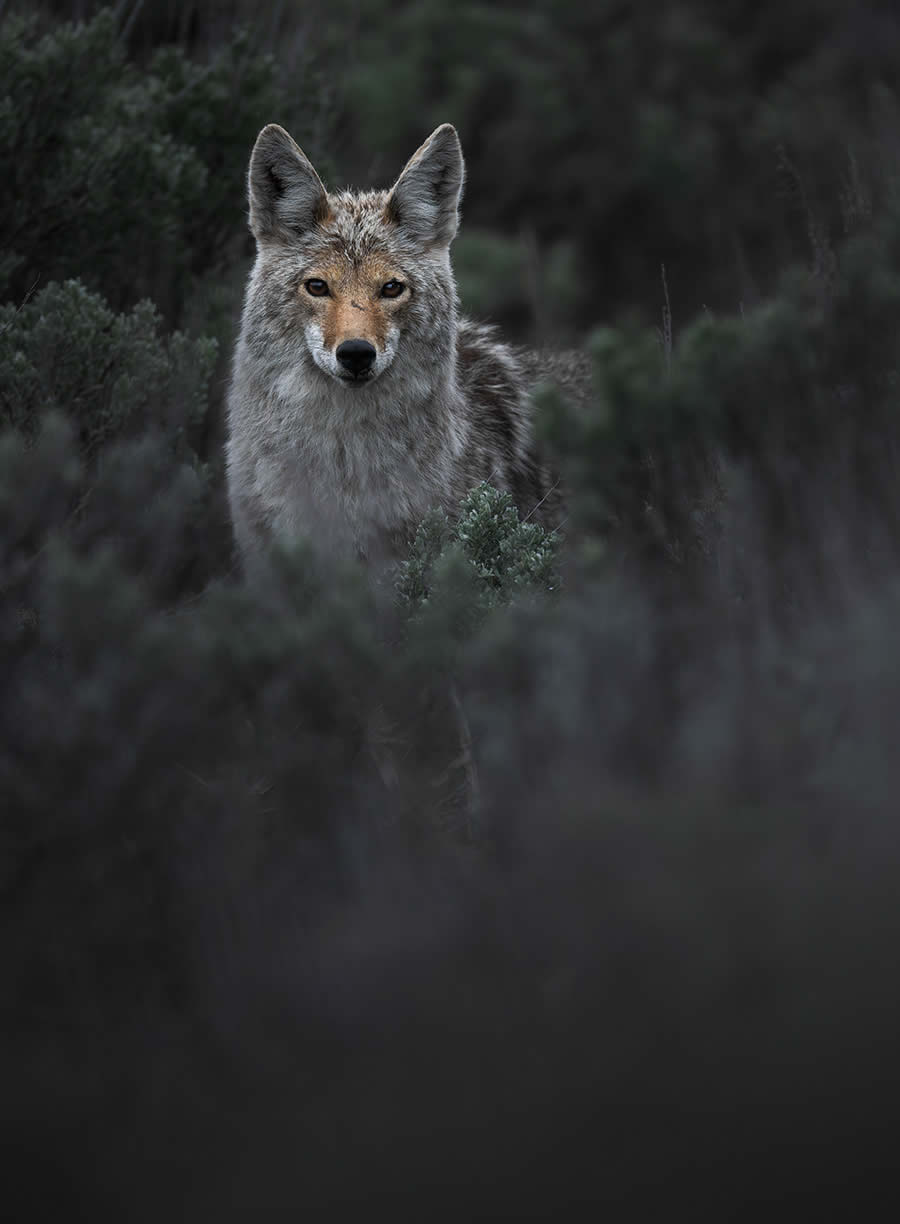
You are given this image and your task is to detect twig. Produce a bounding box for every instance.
[0,273,40,338]
[523,477,561,522]
[657,263,673,371]
[449,683,480,838]
[118,0,146,41]
[178,763,213,790]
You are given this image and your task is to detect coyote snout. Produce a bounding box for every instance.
[336,340,376,379]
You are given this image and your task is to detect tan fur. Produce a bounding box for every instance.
[306,257,401,353]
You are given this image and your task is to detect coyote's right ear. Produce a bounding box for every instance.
[248,124,328,244]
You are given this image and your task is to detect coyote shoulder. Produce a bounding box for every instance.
[226,122,570,571]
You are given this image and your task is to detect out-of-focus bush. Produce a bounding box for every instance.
[537,198,900,611]
[0,279,221,592]
[0,9,301,328]
[0,280,215,452]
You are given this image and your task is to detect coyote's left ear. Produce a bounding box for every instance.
[386,124,465,248]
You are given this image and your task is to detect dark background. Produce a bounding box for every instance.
[4,1,900,1216]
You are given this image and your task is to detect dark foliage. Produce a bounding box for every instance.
[539,196,900,607]
[1,12,295,318]
[4,4,900,1218]
[397,482,559,617]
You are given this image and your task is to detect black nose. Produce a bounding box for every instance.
[336,339,376,377]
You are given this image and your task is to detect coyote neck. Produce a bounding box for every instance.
[241,342,466,560]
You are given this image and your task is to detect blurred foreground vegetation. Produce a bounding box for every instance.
[4,2,900,1216]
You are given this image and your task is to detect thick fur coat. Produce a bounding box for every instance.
[226,122,565,571]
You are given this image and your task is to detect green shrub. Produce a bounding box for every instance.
[0,10,296,324]
[539,202,900,603]
[0,279,216,454]
[397,481,560,619]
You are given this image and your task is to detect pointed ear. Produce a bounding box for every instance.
[248,124,328,244]
[386,124,465,248]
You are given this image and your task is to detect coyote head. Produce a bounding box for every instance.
[245,122,464,389]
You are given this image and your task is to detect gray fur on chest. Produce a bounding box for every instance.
[233,359,465,557]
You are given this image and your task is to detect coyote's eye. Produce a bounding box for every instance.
[305,278,329,297]
[381,280,405,299]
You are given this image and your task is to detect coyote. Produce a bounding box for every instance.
[226,122,570,571]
